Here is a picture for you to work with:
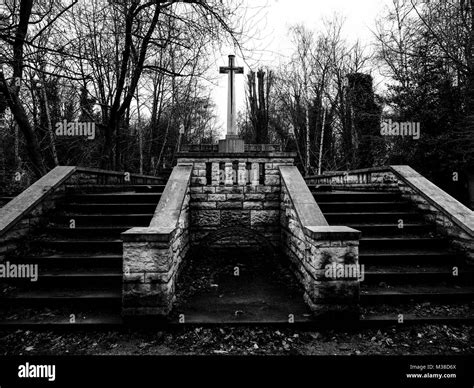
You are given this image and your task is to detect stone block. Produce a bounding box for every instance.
[227,194,244,201]
[191,210,220,226]
[123,280,174,308]
[123,243,172,272]
[243,202,263,210]
[264,201,280,209]
[190,194,208,201]
[265,174,280,186]
[202,186,216,194]
[244,193,266,201]
[208,194,227,202]
[216,202,243,210]
[190,202,216,209]
[251,210,280,226]
[221,210,250,227]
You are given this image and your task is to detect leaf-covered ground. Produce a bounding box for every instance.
[0,324,472,356]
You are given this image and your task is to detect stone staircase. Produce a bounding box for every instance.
[0,183,166,327]
[312,188,474,323]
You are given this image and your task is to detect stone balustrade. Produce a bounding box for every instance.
[121,165,192,317]
[280,166,362,318]
[306,167,399,191]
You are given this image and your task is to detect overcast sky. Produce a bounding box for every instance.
[212,0,393,137]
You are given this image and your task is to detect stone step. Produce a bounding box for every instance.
[359,249,461,264]
[313,191,401,202]
[10,254,122,268]
[50,213,154,226]
[30,239,123,253]
[346,223,435,236]
[1,269,122,286]
[360,301,474,323]
[44,226,134,237]
[0,316,123,328]
[318,201,412,212]
[67,193,161,204]
[0,289,121,305]
[363,264,473,283]
[0,306,122,328]
[360,284,474,304]
[60,203,158,214]
[359,315,474,326]
[65,184,166,194]
[359,237,449,250]
[325,211,423,223]
[1,313,473,328]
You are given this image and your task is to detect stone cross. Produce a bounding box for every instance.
[219,55,244,137]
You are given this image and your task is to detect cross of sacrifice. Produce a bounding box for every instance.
[219,55,244,137]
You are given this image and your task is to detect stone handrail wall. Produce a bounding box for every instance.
[279,166,361,318]
[0,166,166,262]
[305,165,474,264]
[121,165,192,317]
[306,167,399,191]
[70,167,165,188]
[391,165,474,265]
[0,166,76,261]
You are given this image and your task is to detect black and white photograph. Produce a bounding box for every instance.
[0,0,473,385]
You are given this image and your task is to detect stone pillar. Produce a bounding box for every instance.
[225,162,233,186]
[251,163,259,186]
[238,161,247,186]
[122,231,177,316]
[212,162,220,186]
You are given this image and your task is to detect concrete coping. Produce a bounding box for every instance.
[280,166,329,228]
[0,166,77,237]
[304,226,362,241]
[121,227,175,243]
[390,165,474,237]
[122,164,193,241]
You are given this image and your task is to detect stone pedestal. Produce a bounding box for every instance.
[218,135,245,153]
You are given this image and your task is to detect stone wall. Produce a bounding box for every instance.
[122,165,192,317]
[176,153,295,249]
[0,166,76,262]
[391,166,474,265]
[280,166,361,318]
